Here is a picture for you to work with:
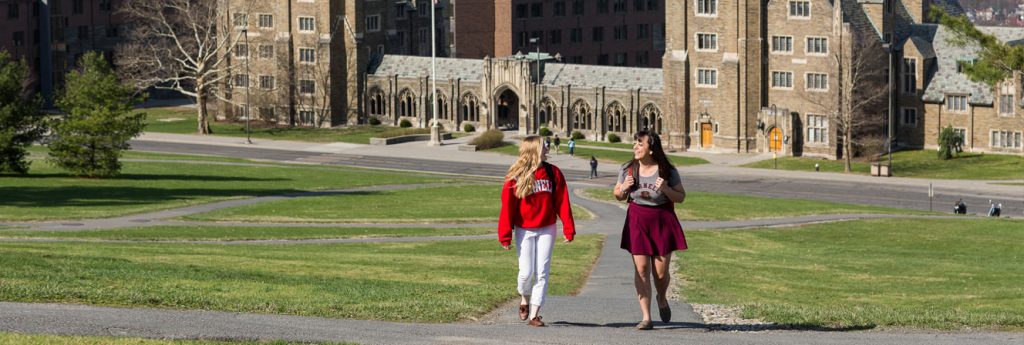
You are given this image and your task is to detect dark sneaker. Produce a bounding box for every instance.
[519,304,529,321]
[659,305,671,324]
[636,319,653,330]
[528,316,546,327]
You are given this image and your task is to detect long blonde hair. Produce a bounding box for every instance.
[505,136,544,198]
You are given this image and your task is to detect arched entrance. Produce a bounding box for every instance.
[769,127,783,152]
[496,89,520,130]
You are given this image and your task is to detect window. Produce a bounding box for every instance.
[298,17,315,32]
[572,0,584,15]
[299,80,315,94]
[77,25,88,39]
[549,30,562,44]
[635,0,645,11]
[598,54,609,65]
[518,32,528,47]
[299,110,314,125]
[259,45,274,59]
[614,52,627,66]
[999,83,1014,115]
[99,0,112,11]
[258,14,273,28]
[991,130,1023,149]
[953,128,966,146]
[806,37,827,54]
[772,71,794,88]
[637,24,649,39]
[946,95,967,112]
[259,75,275,90]
[570,28,582,43]
[598,0,608,14]
[789,1,810,17]
[516,4,528,18]
[697,68,717,87]
[234,74,249,88]
[233,13,247,27]
[647,0,658,10]
[696,33,717,51]
[396,31,406,48]
[956,59,975,73]
[806,73,828,91]
[395,4,407,18]
[901,108,917,126]
[235,43,249,58]
[636,51,649,66]
[418,3,427,17]
[614,25,627,40]
[902,58,917,94]
[73,0,83,14]
[555,1,566,16]
[12,31,24,46]
[259,107,274,120]
[531,3,543,17]
[771,36,792,53]
[592,27,604,42]
[7,3,18,19]
[419,28,427,44]
[613,0,627,12]
[570,56,583,64]
[806,114,828,143]
[299,48,315,63]
[697,0,716,16]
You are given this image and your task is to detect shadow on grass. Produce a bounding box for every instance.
[552,321,876,332]
[0,173,287,182]
[0,186,301,208]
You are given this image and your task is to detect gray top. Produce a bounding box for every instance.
[617,166,682,206]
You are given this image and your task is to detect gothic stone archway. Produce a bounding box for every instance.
[496,88,520,130]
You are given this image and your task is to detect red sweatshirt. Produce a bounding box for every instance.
[498,164,576,246]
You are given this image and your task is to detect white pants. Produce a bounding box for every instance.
[515,224,556,307]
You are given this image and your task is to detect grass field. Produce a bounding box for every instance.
[0,226,491,241]
[580,189,923,221]
[0,156,444,221]
[142,107,454,144]
[0,332,348,345]
[680,218,1024,330]
[185,185,592,223]
[0,235,603,322]
[487,143,709,167]
[743,150,1024,180]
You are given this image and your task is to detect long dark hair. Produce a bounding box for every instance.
[622,130,676,181]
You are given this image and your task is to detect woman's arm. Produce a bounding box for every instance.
[662,182,686,204]
[613,176,633,201]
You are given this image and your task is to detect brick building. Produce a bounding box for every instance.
[0,0,125,104]
[450,0,666,68]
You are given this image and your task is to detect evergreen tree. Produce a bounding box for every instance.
[937,126,958,160]
[0,51,45,174]
[48,52,146,177]
[932,7,1024,87]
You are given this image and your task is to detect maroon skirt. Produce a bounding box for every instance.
[620,202,688,256]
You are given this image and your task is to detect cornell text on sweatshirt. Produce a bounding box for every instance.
[498,164,576,246]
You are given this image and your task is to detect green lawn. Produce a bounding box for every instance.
[487,143,709,167]
[0,332,350,345]
[143,107,447,144]
[572,139,634,150]
[681,218,1024,330]
[27,145,256,164]
[186,184,592,223]
[580,189,924,221]
[0,157,444,221]
[0,226,491,241]
[0,235,603,322]
[743,150,1024,180]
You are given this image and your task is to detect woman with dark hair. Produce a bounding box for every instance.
[612,130,687,330]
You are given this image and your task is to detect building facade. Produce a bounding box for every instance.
[450,0,666,68]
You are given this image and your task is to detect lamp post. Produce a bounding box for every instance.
[885,43,894,174]
[771,103,777,169]
[530,36,539,132]
[243,28,252,144]
[427,0,442,146]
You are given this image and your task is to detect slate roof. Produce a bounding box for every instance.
[921,25,1024,105]
[370,55,664,92]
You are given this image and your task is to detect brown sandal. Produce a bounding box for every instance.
[528,316,546,327]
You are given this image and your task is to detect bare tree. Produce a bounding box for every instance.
[801,30,890,172]
[116,0,252,134]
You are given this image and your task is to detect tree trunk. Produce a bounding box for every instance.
[196,84,211,135]
[844,130,853,173]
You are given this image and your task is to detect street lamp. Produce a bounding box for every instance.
[530,36,540,132]
[242,28,252,144]
[771,103,778,169]
[884,43,895,174]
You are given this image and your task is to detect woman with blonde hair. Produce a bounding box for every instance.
[498,136,576,327]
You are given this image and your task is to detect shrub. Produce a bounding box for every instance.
[399,119,412,128]
[571,131,585,140]
[0,50,46,174]
[463,123,476,132]
[48,52,145,178]
[469,129,504,150]
[368,117,381,126]
[937,126,958,160]
[607,133,621,143]
[538,127,552,136]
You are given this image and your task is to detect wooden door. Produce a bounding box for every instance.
[769,127,782,152]
[701,123,713,147]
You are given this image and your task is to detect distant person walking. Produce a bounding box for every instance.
[589,156,598,179]
[498,136,576,327]
[612,130,687,330]
[567,138,576,156]
[553,135,561,155]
